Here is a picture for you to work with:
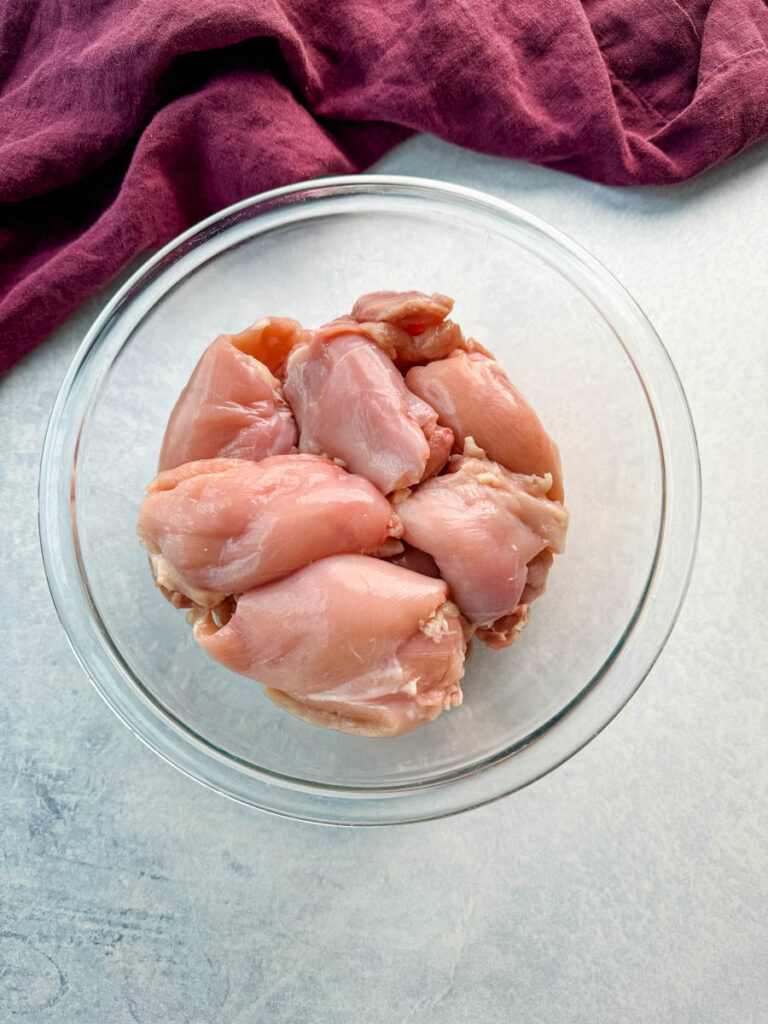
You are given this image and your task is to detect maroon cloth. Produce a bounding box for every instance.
[2,0,767,373]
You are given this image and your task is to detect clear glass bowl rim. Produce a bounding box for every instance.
[38,174,702,826]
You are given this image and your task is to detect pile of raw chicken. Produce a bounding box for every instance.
[137,291,569,737]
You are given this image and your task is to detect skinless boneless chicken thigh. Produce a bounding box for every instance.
[158,318,305,472]
[137,454,398,608]
[406,349,564,501]
[192,555,466,738]
[349,290,466,364]
[138,289,568,736]
[283,322,453,494]
[395,456,568,649]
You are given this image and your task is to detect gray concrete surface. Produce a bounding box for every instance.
[1,136,767,1023]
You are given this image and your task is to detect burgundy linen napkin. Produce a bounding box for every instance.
[2,0,767,373]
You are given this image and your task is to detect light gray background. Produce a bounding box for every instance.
[1,137,766,1023]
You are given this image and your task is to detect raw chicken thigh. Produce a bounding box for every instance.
[352,290,454,333]
[386,542,441,579]
[349,290,466,364]
[158,319,303,472]
[396,457,568,648]
[138,454,396,607]
[406,350,564,501]
[226,316,309,377]
[193,555,466,737]
[284,324,453,494]
[140,289,568,736]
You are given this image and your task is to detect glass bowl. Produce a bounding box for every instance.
[39,175,700,825]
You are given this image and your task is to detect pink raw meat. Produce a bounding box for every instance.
[348,290,464,364]
[158,320,304,472]
[193,555,467,737]
[226,316,309,378]
[406,350,564,501]
[351,290,454,334]
[284,325,453,493]
[396,457,568,648]
[385,542,441,579]
[139,290,571,736]
[137,454,398,607]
